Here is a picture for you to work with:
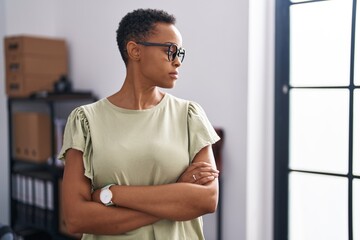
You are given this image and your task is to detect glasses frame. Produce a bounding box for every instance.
[136,41,185,63]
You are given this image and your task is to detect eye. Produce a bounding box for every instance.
[168,44,177,54]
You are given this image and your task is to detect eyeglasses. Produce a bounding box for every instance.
[136,42,185,63]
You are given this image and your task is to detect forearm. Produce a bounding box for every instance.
[62,149,160,235]
[110,181,218,221]
[64,199,159,235]
[90,146,219,222]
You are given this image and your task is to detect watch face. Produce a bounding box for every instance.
[100,189,112,204]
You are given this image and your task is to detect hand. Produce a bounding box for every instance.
[177,162,219,185]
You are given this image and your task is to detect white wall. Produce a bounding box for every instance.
[1,1,275,239]
[4,0,57,36]
[247,0,275,240]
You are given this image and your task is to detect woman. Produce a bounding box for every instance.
[59,8,220,240]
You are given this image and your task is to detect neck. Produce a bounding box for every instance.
[108,69,164,110]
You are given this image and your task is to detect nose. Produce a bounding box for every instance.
[172,56,182,67]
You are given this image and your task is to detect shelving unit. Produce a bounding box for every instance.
[8,92,96,240]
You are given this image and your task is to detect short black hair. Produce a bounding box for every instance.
[116,8,176,65]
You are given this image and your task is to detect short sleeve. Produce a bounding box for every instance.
[188,101,220,161]
[58,107,93,181]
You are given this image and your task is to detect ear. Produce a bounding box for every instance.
[126,41,140,61]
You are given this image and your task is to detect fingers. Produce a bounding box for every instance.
[197,166,219,174]
[192,171,219,184]
[192,171,219,180]
[195,175,217,185]
[177,161,219,185]
[190,162,220,185]
[187,162,219,175]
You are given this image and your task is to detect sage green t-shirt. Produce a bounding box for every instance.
[59,93,220,240]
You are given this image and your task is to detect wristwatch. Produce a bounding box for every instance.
[100,184,115,206]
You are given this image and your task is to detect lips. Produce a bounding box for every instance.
[169,71,179,79]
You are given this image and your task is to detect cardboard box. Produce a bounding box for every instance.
[6,74,61,97]
[4,35,68,97]
[13,112,51,162]
[4,35,67,57]
[6,54,67,76]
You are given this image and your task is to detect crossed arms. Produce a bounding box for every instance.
[62,145,219,235]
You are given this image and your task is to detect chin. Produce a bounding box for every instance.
[160,81,176,89]
[161,85,175,89]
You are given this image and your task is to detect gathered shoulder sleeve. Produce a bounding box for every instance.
[58,107,93,181]
[188,101,220,161]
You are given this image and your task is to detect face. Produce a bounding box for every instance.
[137,23,183,89]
